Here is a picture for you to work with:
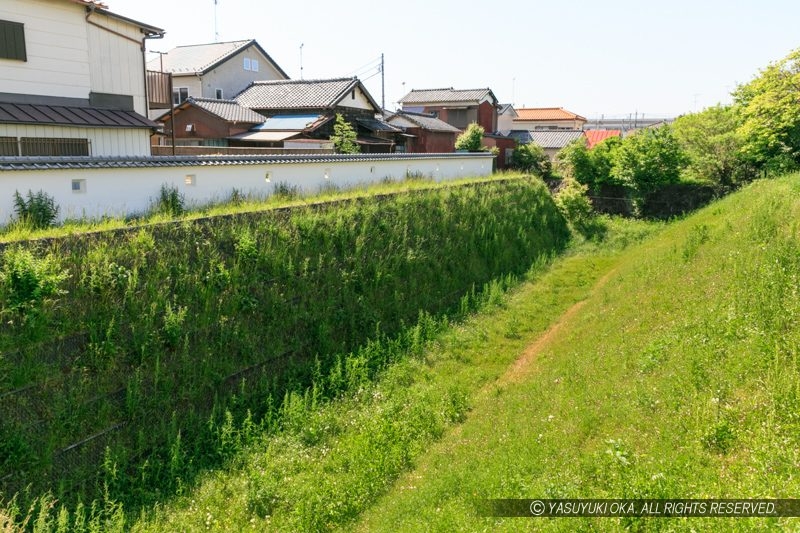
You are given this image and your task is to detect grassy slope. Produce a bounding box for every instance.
[354,175,800,532]
[129,219,660,532]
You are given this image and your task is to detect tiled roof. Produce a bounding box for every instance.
[0,153,494,171]
[183,98,267,123]
[584,129,622,149]
[498,104,517,116]
[235,77,378,111]
[356,117,402,133]
[510,130,585,149]
[147,40,287,77]
[514,108,587,122]
[387,111,462,133]
[0,102,156,128]
[399,87,497,105]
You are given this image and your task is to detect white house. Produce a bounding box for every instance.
[147,39,289,114]
[0,0,164,157]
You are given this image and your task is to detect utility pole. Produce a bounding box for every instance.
[380,53,385,111]
[300,43,304,80]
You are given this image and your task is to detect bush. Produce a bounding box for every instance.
[554,179,595,234]
[0,247,69,315]
[455,122,485,152]
[12,190,60,229]
[153,184,186,217]
[511,142,552,178]
[330,113,360,154]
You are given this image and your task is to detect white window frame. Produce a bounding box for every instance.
[251,59,259,72]
[243,57,251,71]
[173,87,189,105]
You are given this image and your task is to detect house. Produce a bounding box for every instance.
[234,77,399,152]
[497,104,518,134]
[385,110,462,153]
[0,0,163,157]
[509,130,585,161]
[584,129,622,149]
[398,87,500,133]
[147,39,288,115]
[156,97,268,147]
[513,107,587,131]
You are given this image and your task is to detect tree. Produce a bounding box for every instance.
[455,122,485,152]
[672,105,750,187]
[733,48,800,174]
[611,126,686,196]
[330,113,360,154]
[510,142,552,178]
[557,137,621,189]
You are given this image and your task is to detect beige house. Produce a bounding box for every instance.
[513,107,587,131]
[0,0,163,157]
[147,40,289,117]
[497,103,518,133]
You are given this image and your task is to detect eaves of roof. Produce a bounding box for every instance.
[0,152,495,171]
[0,102,157,128]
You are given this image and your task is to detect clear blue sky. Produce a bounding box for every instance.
[112,0,800,118]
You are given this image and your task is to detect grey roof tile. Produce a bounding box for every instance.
[147,39,288,78]
[187,98,268,123]
[398,87,497,105]
[387,111,462,133]
[235,77,374,111]
[509,130,585,149]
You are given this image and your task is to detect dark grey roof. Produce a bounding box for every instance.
[146,40,288,78]
[387,111,462,133]
[398,87,498,105]
[0,152,494,171]
[510,130,585,149]
[0,102,157,128]
[175,98,268,123]
[356,117,401,133]
[235,78,379,111]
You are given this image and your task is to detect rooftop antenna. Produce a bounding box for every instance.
[380,53,385,111]
[214,0,220,42]
[300,43,304,80]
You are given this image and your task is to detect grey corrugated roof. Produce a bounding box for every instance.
[185,98,268,123]
[146,40,288,78]
[398,87,498,105]
[387,111,462,133]
[0,152,494,171]
[235,77,379,111]
[356,117,402,133]
[0,102,156,128]
[510,130,585,149]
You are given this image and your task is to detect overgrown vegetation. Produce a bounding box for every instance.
[12,190,60,230]
[0,176,568,529]
[510,142,552,178]
[353,173,800,532]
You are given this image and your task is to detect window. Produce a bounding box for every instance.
[0,20,26,61]
[215,88,224,99]
[243,57,251,71]
[20,138,90,156]
[351,90,355,100]
[0,136,18,156]
[172,87,189,105]
[71,179,87,193]
[251,59,259,72]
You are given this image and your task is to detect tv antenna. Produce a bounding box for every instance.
[300,43,304,79]
[214,0,220,42]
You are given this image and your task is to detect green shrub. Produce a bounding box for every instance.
[555,179,594,231]
[153,184,186,217]
[0,247,69,315]
[455,122,485,152]
[511,142,552,178]
[12,190,59,229]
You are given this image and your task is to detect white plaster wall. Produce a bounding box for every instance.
[0,0,91,99]
[0,155,494,224]
[337,85,376,111]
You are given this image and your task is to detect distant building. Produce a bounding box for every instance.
[584,129,622,148]
[509,130,585,161]
[584,115,675,132]
[398,87,500,133]
[146,39,288,118]
[512,107,587,131]
[386,110,462,153]
[497,104,518,133]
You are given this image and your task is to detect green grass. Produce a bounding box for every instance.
[118,216,661,532]
[354,174,800,532]
[0,173,526,244]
